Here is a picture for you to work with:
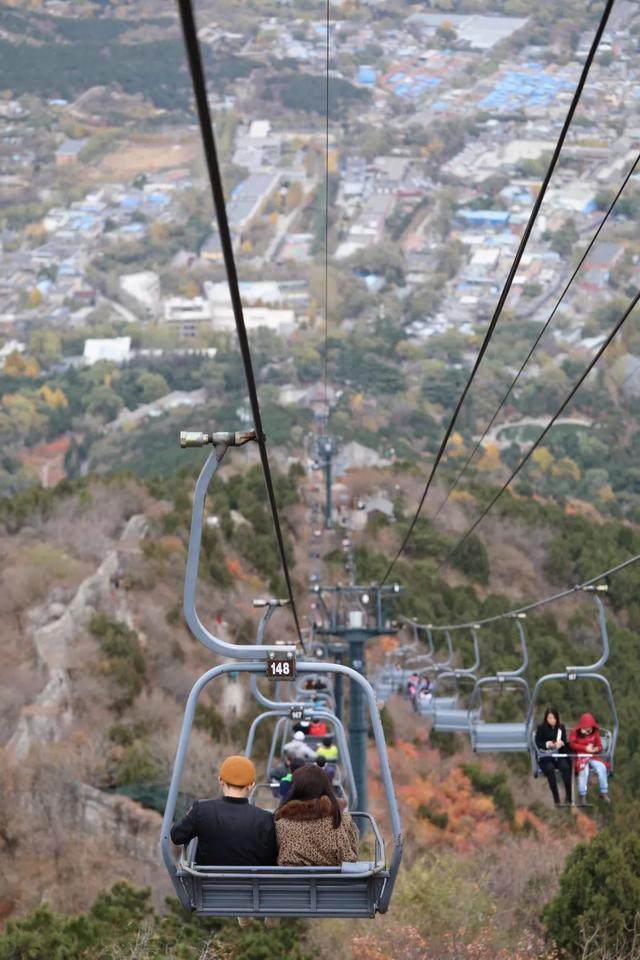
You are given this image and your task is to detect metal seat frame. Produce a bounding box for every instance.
[469,615,530,753]
[432,628,481,732]
[161,661,403,917]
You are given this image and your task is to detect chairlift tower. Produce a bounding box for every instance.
[318,433,334,530]
[312,583,402,815]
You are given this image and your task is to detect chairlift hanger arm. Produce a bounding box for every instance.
[183,445,296,661]
[495,616,529,680]
[443,627,480,677]
[565,592,609,675]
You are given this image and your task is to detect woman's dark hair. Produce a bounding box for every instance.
[276,763,342,828]
[543,706,561,727]
[322,736,333,747]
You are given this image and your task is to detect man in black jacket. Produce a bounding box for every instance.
[170,755,277,866]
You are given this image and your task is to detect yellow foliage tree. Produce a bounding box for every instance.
[27,288,42,308]
[448,431,466,458]
[476,442,501,472]
[531,447,553,473]
[350,392,365,413]
[3,351,40,378]
[551,456,581,482]
[39,384,69,409]
[597,483,614,502]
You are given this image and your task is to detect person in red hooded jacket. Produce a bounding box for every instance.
[569,712,610,804]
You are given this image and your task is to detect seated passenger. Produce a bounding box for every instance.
[316,736,339,762]
[569,712,610,805]
[308,718,328,737]
[407,673,419,698]
[535,706,571,806]
[283,730,317,762]
[275,764,359,866]
[279,756,305,799]
[170,755,277,865]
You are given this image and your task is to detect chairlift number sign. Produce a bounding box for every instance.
[290,706,304,722]
[266,650,296,681]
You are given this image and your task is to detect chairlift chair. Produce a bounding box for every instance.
[404,628,458,716]
[162,662,403,918]
[432,628,482,732]
[526,588,618,797]
[161,432,403,917]
[469,615,530,753]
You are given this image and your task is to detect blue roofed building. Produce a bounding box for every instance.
[358,65,377,86]
[456,209,510,228]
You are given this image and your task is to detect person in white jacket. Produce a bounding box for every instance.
[283,730,317,763]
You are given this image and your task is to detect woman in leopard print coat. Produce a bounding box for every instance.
[274,764,359,866]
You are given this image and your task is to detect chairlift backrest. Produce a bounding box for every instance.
[468,617,530,717]
[182,442,296,662]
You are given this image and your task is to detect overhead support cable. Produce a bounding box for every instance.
[380,0,615,585]
[323,0,331,426]
[437,288,640,573]
[177,0,304,647]
[424,552,640,633]
[431,149,640,524]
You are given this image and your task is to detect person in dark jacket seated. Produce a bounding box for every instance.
[170,755,277,866]
[535,706,572,806]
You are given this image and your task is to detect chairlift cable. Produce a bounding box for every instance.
[430,149,640,525]
[435,287,640,576]
[424,551,640,633]
[380,0,615,585]
[323,0,331,426]
[177,0,304,648]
